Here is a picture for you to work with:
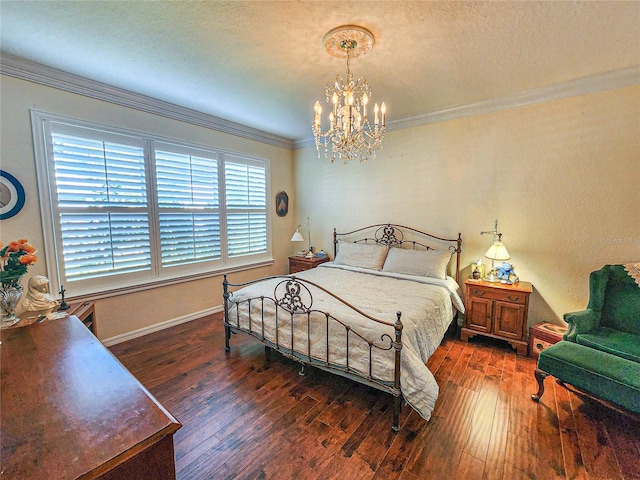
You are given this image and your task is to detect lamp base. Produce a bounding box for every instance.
[484,270,501,283]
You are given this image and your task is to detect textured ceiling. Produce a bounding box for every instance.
[1,1,639,141]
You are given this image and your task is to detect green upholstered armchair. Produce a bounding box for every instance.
[532,265,640,414]
[564,264,640,363]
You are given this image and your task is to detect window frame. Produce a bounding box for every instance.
[31,109,273,299]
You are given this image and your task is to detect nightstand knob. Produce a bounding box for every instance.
[474,290,485,297]
[507,295,519,302]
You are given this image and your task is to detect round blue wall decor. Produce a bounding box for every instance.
[0,170,26,220]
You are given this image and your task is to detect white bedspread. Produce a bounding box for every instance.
[226,264,464,421]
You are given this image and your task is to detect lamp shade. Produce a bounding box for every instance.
[290,228,304,242]
[485,241,511,261]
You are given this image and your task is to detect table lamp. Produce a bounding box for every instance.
[484,233,511,282]
[480,219,511,282]
[291,226,305,256]
[290,217,311,256]
[290,227,304,243]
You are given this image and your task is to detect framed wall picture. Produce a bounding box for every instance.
[0,170,26,220]
[276,191,288,217]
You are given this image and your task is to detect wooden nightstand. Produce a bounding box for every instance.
[529,322,567,358]
[461,278,533,355]
[288,255,330,274]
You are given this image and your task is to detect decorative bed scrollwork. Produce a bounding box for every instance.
[333,223,462,284]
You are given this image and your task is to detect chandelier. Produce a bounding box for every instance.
[312,25,386,164]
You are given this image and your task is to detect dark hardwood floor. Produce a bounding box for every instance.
[110,313,640,480]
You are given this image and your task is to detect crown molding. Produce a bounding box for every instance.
[0,53,295,150]
[294,65,640,149]
[2,53,637,152]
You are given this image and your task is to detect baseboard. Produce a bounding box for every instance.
[101,305,223,347]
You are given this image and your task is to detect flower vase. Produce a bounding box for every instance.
[1,276,23,329]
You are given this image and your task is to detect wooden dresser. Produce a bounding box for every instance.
[0,317,181,479]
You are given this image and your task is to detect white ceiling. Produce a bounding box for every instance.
[1,1,639,142]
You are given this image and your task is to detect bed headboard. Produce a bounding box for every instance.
[333,223,463,284]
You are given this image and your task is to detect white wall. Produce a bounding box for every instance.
[0,75,295,340]
[294,85,640,327]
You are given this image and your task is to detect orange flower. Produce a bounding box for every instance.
[21,243,36,254]
[7,241,22,252]
[18,239,28,244]
[19,254,37,265]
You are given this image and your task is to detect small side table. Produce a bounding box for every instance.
[462,278,533,355]
[529,322,567,358]
[289,255,330,274]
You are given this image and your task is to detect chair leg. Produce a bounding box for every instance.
[531,368,549,402]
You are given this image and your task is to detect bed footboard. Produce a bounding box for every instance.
[223,274,405,432]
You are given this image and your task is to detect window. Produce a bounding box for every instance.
[225,160,267,257]
[155,146,221,267]
[32,111,271,297]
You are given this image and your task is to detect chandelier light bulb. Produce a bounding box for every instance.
[346,91,354,106]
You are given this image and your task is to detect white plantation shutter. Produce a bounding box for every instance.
[53,133,147,207]
[156,150,219,207]
[159,213,221,265]
[155,149,221,266]
[225,160,267,257]
[227,213,267,257]
[59,213,151,279]
[33,112,271,296]
[52,132,152,281]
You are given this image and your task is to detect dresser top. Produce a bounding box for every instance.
[1,317,180,479]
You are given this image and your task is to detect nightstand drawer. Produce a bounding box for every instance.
[288,255,329,273]
[289,258,306,273]
[289,264,307,274]
[467,286,527,305]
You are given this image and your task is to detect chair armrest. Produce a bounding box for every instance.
[563,309,599,342]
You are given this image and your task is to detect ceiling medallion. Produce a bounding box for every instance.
[312,25,386,164]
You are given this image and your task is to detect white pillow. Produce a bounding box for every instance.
[334,242,389,270]
[382,247,452,279]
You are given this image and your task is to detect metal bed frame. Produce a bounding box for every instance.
[223,224,462,432]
